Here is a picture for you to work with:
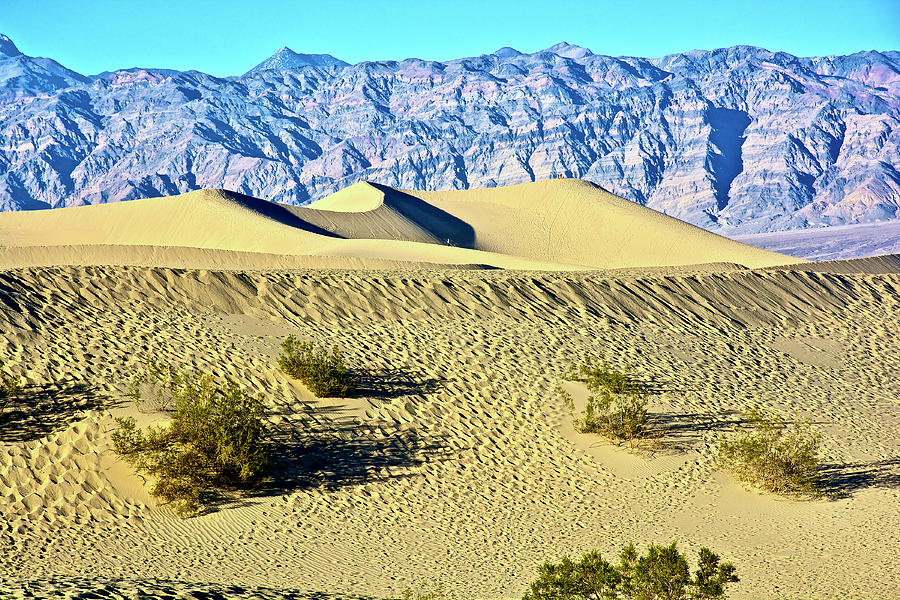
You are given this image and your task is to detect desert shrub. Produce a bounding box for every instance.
[398,582,451,600]
[619,542,691,600]
[525,550,620,600]
[525,542,738,600]
[717,409,821,497]
[0,359,22,414]
[112,360,269,516]
[563,355,642,395]
[278,335,351,397]
[561,355,650,442]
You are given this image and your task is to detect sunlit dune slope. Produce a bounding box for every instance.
[403,179,796,269]
[0,180,798,270]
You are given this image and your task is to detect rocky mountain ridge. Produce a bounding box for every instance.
[246,47,349,73]
[0,34,898,234]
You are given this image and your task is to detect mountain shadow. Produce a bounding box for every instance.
[707,108,751,211]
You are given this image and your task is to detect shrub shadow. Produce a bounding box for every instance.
[647,409,746,452]
[0,382,110,443]
[164,411,450,514]
[350,367,444,399]
[9,575,376,599]
[264,418,450,493]
[637,375,688,395]
[817,458,900,499]
[230,374,451,505]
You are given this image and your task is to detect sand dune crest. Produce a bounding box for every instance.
[0,180,797,270]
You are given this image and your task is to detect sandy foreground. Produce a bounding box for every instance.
[0,181,898,599]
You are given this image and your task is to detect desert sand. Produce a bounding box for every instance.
[0,180,897,599]
[0,179,791,271]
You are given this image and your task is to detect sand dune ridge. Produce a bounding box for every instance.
[0,179,797,270]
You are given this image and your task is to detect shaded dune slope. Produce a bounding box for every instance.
[0,180,795,270]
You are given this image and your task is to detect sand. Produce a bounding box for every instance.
[0,179,794,271]
[0,181,898,599]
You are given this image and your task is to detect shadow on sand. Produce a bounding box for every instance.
[646,409,746,453]
[0,381,109,443]
[351,366,444,399]
[7,575,376,600]
[200,371,449,513]
[817,458,900,499]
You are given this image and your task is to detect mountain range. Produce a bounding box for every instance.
[0,33,898,234]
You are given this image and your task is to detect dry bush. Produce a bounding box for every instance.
[397,582,453,600]
[278,335,352,397]
[0,359,22,414]
[717,409,821,497]
[561,355,651,444]
[112,359,269,515]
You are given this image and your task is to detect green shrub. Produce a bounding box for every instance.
[564,355,642,395]
[525,550,620,600]
[525,542,738,600]
[561,355,650,443]
[0,359,21,414]
[717,409,821,497]
[112,360,269,516]
[619,542,691,600]
[278,335,351,397]
[398,582,451,600]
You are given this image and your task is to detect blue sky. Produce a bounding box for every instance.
[2,0,898,76]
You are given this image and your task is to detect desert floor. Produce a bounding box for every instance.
[1,263,898,599]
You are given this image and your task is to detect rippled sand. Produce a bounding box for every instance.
[1,263,898,599]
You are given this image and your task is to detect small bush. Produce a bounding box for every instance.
[564,355,642,395]
[525,541,738,600]
[717,409,821,497]
[561,355,650,443]
[0,359,22,414]
[398,582,451,600]
[112,360,269,516]
[278,335,351,397]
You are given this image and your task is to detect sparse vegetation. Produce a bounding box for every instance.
[397,582,452,600]
[0,359,22,414]
[561,355,651,444]
[278,335,352,397]
[524,541,738,600]
[717,409,821,497]
[112,358,270,516]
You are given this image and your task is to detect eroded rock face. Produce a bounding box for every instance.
[0,36,897,233]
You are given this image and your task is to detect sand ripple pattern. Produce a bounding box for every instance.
[1,265,899,599]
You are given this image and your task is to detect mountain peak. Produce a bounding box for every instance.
[493,46,522,58]
[245,46,349,74]
[0,33,23,57]
[544,41,593,59]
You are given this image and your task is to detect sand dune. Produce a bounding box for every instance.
[1,259,899,599]
[0,180,796,270]
[2,181,898,599]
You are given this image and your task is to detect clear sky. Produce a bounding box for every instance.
[2,0,898,76]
